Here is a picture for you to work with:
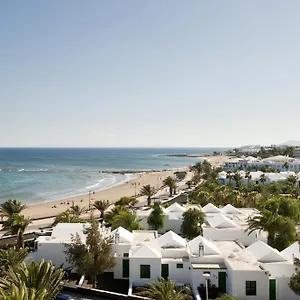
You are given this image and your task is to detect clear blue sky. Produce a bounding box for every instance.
[1,1,300,147]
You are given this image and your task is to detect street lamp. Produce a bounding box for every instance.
[88,190,95,211]
[203,273,210,300]
[156,176,162,190]
[132,182,140,198]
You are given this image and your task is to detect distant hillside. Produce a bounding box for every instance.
[279,140,300,147]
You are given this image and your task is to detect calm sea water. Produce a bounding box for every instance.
[0,148,227,204]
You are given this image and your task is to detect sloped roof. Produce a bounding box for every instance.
[111,226,133,243]
[246,240,287,263]
[165,202,185,213]
[189,235,221,256]
[157,231,186,248]
[130,243,161,258]
[281,242,300,263]
[221,204,242,214]
[202,203,222,213]
[207,213,239,229]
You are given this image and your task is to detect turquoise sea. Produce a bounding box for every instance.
[0,148,227,204]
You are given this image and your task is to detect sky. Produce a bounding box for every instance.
[1,1,300,148]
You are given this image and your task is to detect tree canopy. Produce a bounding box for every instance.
[147,202,164,230]
[181,208,205,239]
[64,215,116,287]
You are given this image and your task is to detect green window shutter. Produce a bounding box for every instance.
[246,281,256,296]
[140,265,151,278]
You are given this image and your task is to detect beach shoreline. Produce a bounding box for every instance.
[22,168,188,219]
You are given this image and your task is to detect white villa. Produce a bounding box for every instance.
[223,155,300,172]
[137,202,267,246]
[27,203,300,300]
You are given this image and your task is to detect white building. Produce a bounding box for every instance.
[223,156,300,172]
[219,170,300,186]
[294,148,300,159]
[29,220,300,300]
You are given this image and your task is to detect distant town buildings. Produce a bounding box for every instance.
[293,147,300,158]
[223,155,300,172]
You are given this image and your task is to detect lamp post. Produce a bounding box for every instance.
[203,273,210,300]
[156,176,162,190]
[88,190,95,211]
[132,182,140,198]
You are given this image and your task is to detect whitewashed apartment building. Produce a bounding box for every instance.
[223,155,300,172]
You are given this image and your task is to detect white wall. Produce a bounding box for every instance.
[167,262,190,284]
[229,270,269,300]
[35,242,71,269]
[191,269,222,287]
[130,257,161,286]
[277,277,300,300]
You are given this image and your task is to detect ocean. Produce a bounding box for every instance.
[0,147,227,205]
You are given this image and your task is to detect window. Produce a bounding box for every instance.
[176,264,183,269]
[246,281,256,296]
[123,253,129,257]
[140,265,150,278]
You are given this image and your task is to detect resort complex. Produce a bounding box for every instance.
[2,154,300,300]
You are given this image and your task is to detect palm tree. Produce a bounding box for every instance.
[259,173,266,185]
[246,210,281,246]
[0,200,26,218]
[226,171,233,184]
[192,162,203,175]
[233,171,243,188]
[111,211,142,232]
[0,260,64,300]
[2,214,32,249]
[68,205,86,217]
[163,176,177,197]
[0,247,29,277]
[140,184,155,206]
[93,200,110,219]
[136,277,193,300]
[52,211,86,226]
[0,281,48,300]
[245,171,252,184]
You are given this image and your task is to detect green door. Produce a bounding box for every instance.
[269,279,276,300]
[218,272,227,293]
[122,259,129,278]
[161,264,169,279]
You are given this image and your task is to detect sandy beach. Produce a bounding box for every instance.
[22,169,185,219]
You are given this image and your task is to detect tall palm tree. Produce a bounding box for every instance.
[2,214,32,249]
[192,162,203,175]
[0,260,64,300]
[93,200,110,219]
[68,205,86,217]
[111,211,142,232]
[233,171,243,188]
[0,247,29,277]
[136,277,193,300]
[245,171,252,184]
[52,211,86,226]
[140,184,155,206]
[163,176,177,197]
[259,173,266,185]
[0,200,26,218]
[246,210,281,246]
